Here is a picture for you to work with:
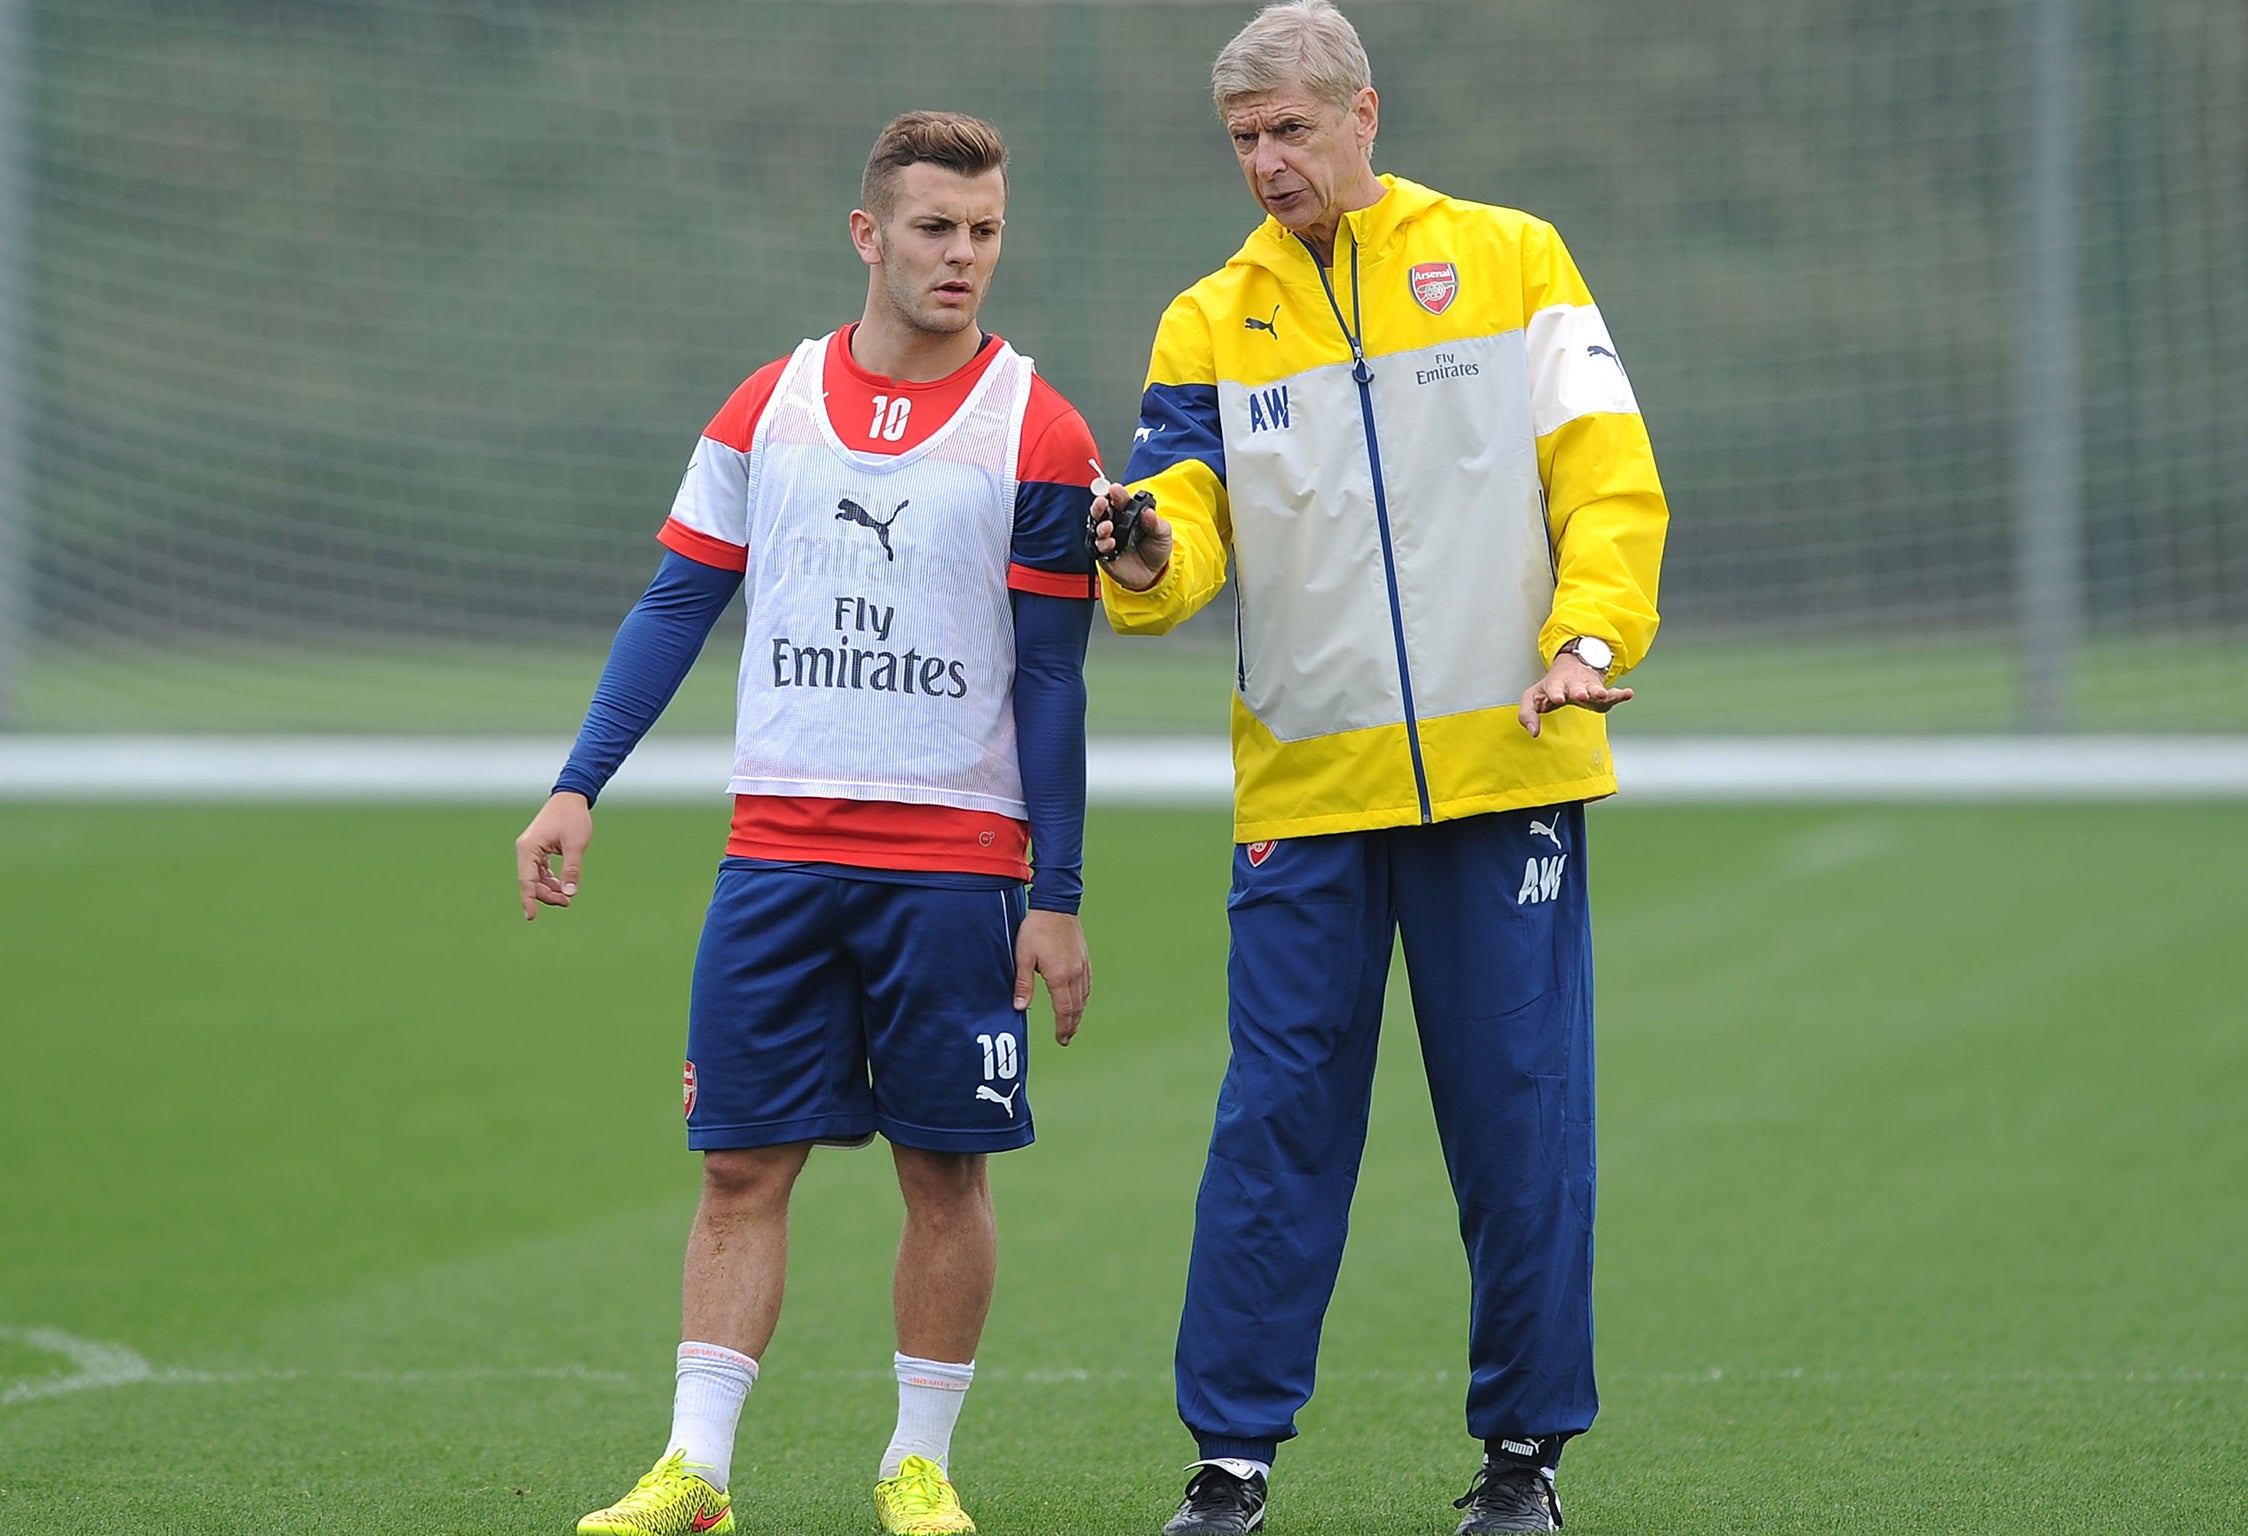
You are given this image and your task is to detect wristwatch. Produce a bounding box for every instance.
[1558,636,1614,678]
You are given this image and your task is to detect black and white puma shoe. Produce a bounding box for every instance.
[1161,1463,1267,1535]
[1453,1457,1563,1532]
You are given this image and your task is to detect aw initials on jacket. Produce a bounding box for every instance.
[1246,385,1291,434]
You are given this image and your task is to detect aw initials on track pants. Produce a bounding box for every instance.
[1176,806,1598,1462]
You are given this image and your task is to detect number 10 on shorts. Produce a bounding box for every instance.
[975,1032,1019,1081]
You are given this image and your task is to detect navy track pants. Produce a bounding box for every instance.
[1176,806,1598,1461]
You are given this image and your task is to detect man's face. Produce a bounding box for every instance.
[862,163,1007,336]
[1223,82,1378,236]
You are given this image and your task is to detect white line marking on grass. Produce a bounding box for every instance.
[6,735,2248,802]
[1612,1366,2248,1386]
[8,1331,2241,1411]
[0,736,1231,805]
[1616,737,2248,802]
[0,1329,636,1409]
[0,1326,154,1404]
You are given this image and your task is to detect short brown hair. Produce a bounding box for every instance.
[860,111,1010,221]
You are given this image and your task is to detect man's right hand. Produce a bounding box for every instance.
[515,791,593,920]
[1090,482,1174,592]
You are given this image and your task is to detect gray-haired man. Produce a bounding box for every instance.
[1091,3,1669,1531]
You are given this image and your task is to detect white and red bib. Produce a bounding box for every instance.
[726,334,1037,818]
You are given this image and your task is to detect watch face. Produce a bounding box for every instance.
[1575,637,1613,671]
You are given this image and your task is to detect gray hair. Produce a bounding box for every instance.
[1210,1,1373,114]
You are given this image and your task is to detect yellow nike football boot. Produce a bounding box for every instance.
[578,1449,733,1535]
[873,1454,978,1534]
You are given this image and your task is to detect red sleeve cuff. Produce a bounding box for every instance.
[1007,561,1099,600]
[659,518,748,571]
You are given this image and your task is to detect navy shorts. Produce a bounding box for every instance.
[684,860,1034,1154]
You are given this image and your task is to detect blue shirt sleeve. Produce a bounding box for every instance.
[1124,382,1226,485]
[1011,587,1093,913]
[554,551,742,804]
[1011,479,1100,592]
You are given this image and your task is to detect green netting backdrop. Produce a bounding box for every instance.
[3,0,2243,733]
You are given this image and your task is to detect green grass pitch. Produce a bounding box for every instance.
[3,803,2244,1534]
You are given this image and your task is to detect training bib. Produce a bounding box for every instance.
[728,333,1034,817]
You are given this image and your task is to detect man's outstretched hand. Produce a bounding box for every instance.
[515,790,593,920]
[1012,908,1091,1045]
[1517,654,1634,738]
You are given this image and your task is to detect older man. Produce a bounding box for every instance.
[1092,3,1667,1531]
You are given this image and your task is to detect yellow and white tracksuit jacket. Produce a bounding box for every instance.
[1106,175,1668,842]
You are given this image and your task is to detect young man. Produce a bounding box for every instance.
[1092,4,1667,1532]
[515,111,1102,1536]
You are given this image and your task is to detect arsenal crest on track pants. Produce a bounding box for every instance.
[1176,806,1599,1462]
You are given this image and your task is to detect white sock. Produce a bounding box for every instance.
[665,1342,758,1490]
[880,1353,975,1478]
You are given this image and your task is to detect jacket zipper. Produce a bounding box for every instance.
[1234,582,1248,694]
[1301,231,1433,825]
